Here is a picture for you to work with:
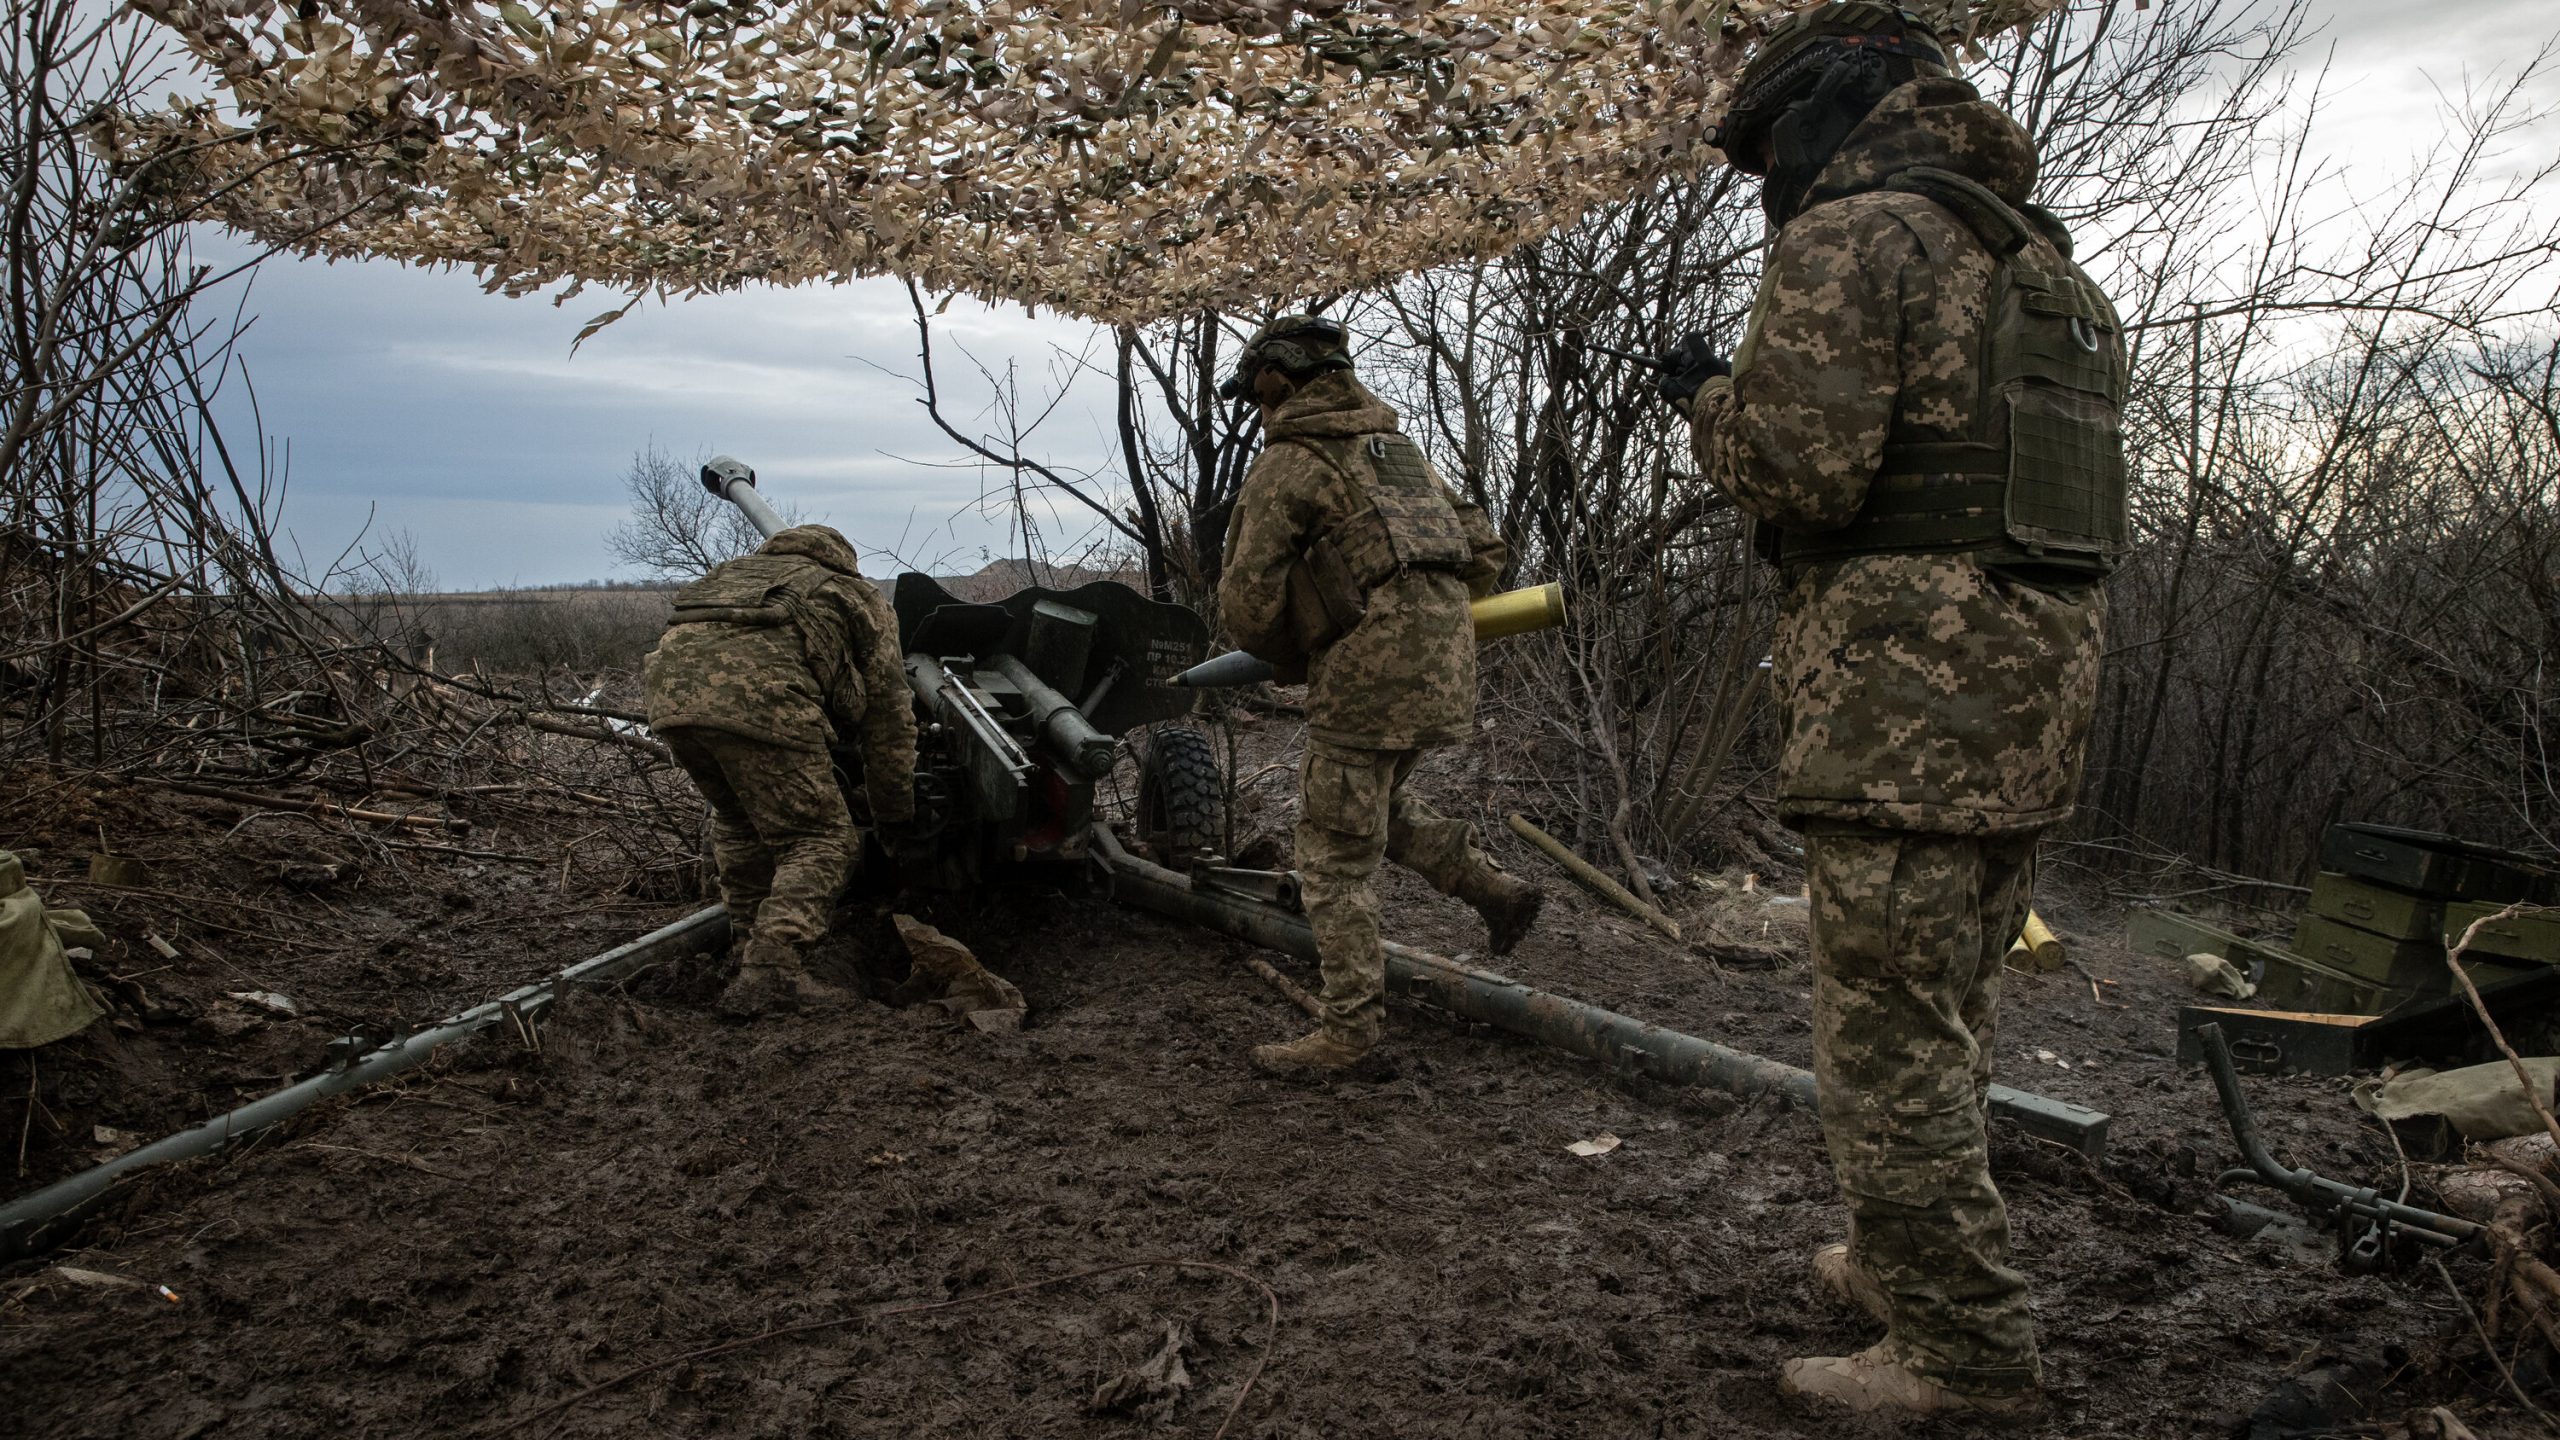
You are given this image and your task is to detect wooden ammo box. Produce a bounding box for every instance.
[2290,914,2452,991]
[2126,907,2290,975]
[2177,1006,2373,1075]
[2307,870,2442,942]
[2254,945,2413,1016]
[2443,900,2560,964]
[2321,823,2542,903]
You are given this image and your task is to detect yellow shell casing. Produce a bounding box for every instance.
[1469,582,1566,641]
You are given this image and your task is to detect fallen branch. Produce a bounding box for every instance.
[1241,954,1325,1020]
[1506,812,1681,942]
[2445,902,2560,1158]
[156,779,471,834]
[517,710,670,761]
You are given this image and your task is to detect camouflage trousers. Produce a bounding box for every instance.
[1805,823,2042,1398]
[1296,740,1507,1046]
[662,728,856,958]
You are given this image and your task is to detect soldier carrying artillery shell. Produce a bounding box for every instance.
[1214,315,1546,1075]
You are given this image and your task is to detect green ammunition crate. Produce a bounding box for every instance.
[2254,947,2413,1017]
[2443,900,2560,964]
[2320,823,2541,903]
[2290,914,2449,991]
[2126,907,2291,977]
[2308,870,2442,942]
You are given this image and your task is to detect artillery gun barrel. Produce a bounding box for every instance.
[1173,582,1567,689]
[1092,828,2110,1158]
[991,655,1119,779]
[699,454,788,538]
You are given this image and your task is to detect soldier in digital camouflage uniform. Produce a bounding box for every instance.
[1658,2,2128,1419]
[644,524,919,1017]
[1216,316,1544,1073]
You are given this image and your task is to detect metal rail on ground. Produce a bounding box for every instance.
[1091,830,2112,1159]
[0,907,730,1263]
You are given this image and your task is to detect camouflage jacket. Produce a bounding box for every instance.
[643,526,919,822]
[1688,78,2105,836]
[1220,371,1508,751]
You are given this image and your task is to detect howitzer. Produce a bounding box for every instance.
[1173,581,1568,689]
[700,457,1224,885]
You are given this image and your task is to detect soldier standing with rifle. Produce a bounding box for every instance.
[644,486,919,1018]
[1216,315,1545,1074]
[1658,3,2127,1420]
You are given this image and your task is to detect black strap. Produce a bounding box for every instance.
[1875,441,2004,476]
[1881,165,2041,257]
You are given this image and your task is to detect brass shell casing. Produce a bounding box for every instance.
[1469,582,1566,641]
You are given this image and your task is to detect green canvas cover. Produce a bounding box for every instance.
[0,851,107,1049]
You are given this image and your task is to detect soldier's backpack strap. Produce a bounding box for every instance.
[1777,164,2129,579]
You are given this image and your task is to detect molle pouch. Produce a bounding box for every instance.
[2004,386,2127,558]
[1994,264,2127,562]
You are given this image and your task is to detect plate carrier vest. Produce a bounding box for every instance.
[1774,164,2130,578]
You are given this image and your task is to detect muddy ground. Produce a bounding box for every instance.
[0,723,2537,1438]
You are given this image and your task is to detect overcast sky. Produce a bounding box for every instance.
[201,0,2556,590]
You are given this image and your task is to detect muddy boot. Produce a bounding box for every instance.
[717,957,796,1018]
[779,967,851,1010]
[718,938,818,1019]
[1812,1243,1890,1325]
[1465,872,1545,956]
[1780,1346,2041,1421]
[1251,1029,1373,1075]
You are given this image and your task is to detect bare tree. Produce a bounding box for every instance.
[602,443,792,581]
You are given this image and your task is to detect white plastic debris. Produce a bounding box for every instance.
[1566,1134,1622,1158]
[226,990,301,1016]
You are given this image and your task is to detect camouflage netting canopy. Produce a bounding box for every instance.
[127,0,2063,323]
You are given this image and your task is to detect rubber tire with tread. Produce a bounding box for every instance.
[1137,724,1225,868]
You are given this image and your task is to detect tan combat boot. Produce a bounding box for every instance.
[1251,1029,1373,1075]
[1467,873,1545,956]
[1812,1243,1891,1325]
[717,954,795,1018]
[718,940,842,1018]
[1780,1346,2041,1421]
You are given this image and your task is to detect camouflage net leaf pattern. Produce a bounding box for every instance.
[124,0,2065,323]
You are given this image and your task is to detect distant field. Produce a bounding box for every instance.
[339,560,1149,677]
[334,588,676,675]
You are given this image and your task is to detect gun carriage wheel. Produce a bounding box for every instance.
[1137,725,1224,869]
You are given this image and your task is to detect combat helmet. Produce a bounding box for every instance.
[1710,2,1953,227]
[1218,313,1352,400]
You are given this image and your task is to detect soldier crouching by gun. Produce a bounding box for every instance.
[643,522,919,1017]
[1216,315,1545,1075]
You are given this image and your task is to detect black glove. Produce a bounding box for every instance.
[1653,331,1731,408]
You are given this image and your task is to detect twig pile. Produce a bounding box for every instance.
[117,0,2061,322]
[1,536,702,900]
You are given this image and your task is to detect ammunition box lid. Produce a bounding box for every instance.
[2321,823,2544,903]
